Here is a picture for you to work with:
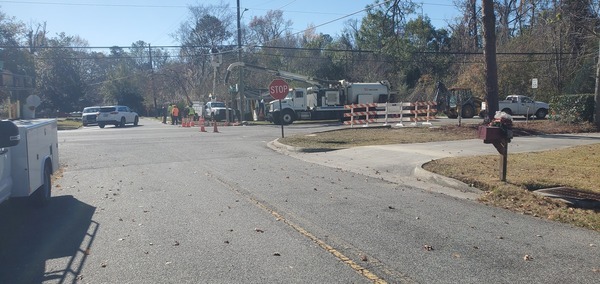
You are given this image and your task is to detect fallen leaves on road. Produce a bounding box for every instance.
[523,254,533,261]
[273,252,281,256]
[255,228,265,233]
[423,245,434,251]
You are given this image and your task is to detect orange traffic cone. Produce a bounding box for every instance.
[190,120,195,127]
[199,118,206,132]
[213,120,219,133]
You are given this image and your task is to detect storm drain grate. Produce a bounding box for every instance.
[535,187,600,209]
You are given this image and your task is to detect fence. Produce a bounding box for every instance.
[344,101,437,127]
[343,103,378,127]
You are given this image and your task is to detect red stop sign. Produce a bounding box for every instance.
[269,79,289,100]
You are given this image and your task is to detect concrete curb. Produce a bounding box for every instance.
[269,139,337,153]
[270,139,483,200]
[412,166,482,200]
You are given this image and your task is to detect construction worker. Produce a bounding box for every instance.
[188,104,196,125]
[182,105,189,126]
[171,104,179,125]
[167,104,173,124]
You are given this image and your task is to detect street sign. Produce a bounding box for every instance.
[269,79,289,100]
[531,78,538,89]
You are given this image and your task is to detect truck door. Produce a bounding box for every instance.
[520,96,534,116]
[293,90,306,110]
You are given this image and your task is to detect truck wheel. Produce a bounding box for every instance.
[32,163,52,207]
[134,116,139,126]
[120,117,126,127]
[281,110,295,125]
[271,111,282,125]
[479,109,488,118]
[447,110,458,119]
[99,123,105,128]
[461,105,475,118]
[535,108,548,119]
[501,108,513,115]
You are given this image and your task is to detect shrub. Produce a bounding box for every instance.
[549,94,595,123]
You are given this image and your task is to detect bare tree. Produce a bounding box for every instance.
[247,10,292,46]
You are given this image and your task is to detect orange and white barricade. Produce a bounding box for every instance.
[343,103,378,127]
[386,101,436,127]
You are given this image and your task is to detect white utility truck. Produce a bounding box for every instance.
[225,62,392,125]
[0,119,59,206]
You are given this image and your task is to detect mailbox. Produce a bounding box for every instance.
[478,126,503,144]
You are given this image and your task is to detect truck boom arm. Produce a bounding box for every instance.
[224,62,340,89]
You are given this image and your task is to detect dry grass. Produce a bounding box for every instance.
[281,120,600,232]
[280,120,597,150]
[57,119,82,130]
[422,144,600,231]
[279,125,479,149]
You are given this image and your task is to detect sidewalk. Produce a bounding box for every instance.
[270,133,600,200]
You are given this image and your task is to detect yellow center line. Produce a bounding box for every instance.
[261,203,388,283]
[208,170,392,283]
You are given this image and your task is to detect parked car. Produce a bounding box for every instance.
[81,106,101,126]
[97,105,139,128]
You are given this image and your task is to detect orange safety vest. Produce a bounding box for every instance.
[172,107,179,116]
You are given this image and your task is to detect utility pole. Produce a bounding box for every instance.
[482,0,498,121]
[482,0,507,182]
[237,0,245,122]
[148,44,158,117]
[595,40,600,127]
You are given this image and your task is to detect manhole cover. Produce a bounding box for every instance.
[535,187,600,209]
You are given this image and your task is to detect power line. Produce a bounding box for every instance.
[3,44,578,57]
[0,0,187,8]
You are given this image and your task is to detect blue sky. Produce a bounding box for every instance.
[1,0,460,47]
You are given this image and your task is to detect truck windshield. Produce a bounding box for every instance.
[83,107,100,113]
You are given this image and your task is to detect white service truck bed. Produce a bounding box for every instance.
[0,119,58,204]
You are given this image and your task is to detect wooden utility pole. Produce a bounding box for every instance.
[237,0,245,122]
[148,44,158,118]
[482,0,498,121]
[482,0,508,181]
[595,40,600,127]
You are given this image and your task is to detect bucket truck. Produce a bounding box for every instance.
[225,62,392,125]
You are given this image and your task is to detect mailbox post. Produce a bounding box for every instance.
[478,112,513,181]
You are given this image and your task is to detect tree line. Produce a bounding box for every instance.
[0,0,598,119]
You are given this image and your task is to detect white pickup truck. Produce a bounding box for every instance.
[498,95,549,119]
[0,119,59,206]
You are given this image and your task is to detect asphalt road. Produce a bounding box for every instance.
[0,118,598,283]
